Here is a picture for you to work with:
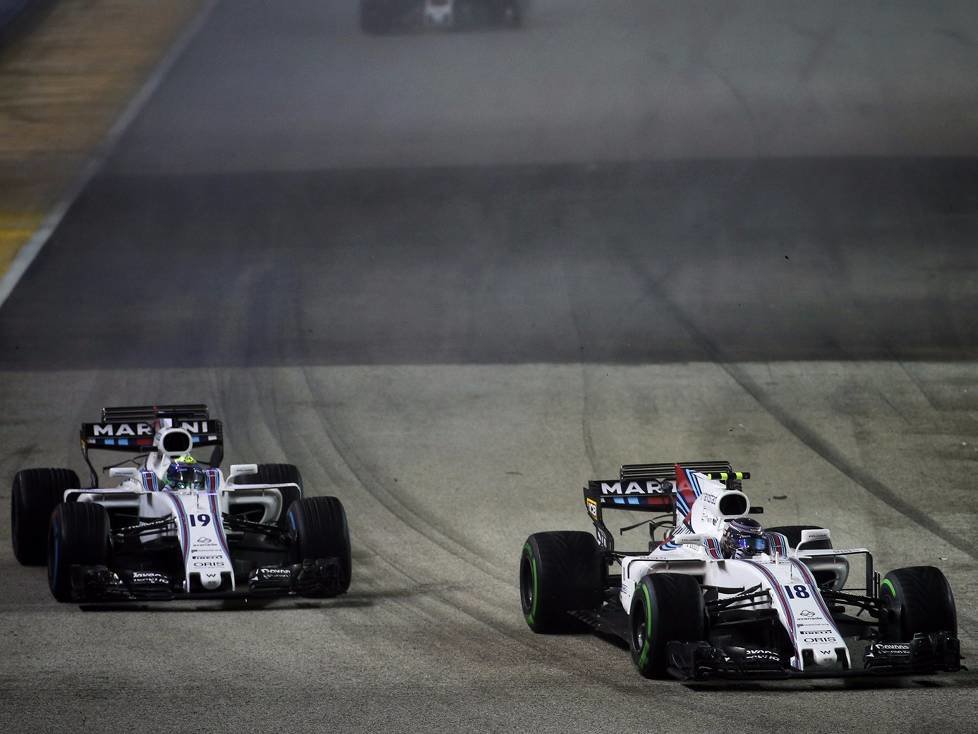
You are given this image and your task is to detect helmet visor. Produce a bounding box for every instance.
[169,467,203,490]
[734,536,768,553]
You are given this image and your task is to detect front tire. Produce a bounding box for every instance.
[629,573,705,678]
[287,496,352,596]
[519,531,604,633]
[48,502,111,602]
[880,566,957,641]
[11,468,80,565]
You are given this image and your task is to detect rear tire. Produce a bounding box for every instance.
[237,463,303,525]
[880,566,957,641]
[519,531,604,633]
[287,496,352,595]
[11,468,80,565]
[630,573,705,678]
[766,524,832,551]
[47,502,111,602]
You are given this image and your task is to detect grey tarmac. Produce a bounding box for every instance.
[1,1,977,732]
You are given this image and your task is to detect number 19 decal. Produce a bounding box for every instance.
[783,584,810,599]
[187,513,211,527]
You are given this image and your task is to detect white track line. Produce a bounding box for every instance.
[0,0,219,309]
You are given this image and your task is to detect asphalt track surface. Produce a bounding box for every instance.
[2,1,978,731]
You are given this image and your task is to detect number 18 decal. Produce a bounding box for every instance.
[783,584,810,599]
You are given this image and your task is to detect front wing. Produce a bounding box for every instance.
[667,633,962,681]
[66,559,344,602]
[574,601,962,680]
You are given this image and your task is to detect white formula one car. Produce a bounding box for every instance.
[359,0,522,34]
[520,461,961,679]
[10,405,351,603]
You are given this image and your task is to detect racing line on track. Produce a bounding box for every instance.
[616,246,978,563]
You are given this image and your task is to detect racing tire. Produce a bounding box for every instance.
[237,463,303,526]
[629,573,705,678]
[879,566,957,642]
[47,502,111,603]
[765,524,832,551]
[11,468,80,566]
[287,496,352,596]
[519,531,604,633]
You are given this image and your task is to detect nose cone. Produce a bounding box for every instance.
[200,573,223,590]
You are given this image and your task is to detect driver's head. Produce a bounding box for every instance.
[721,517,767,558]
[165,455,205,491]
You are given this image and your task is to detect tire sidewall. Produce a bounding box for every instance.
[629,577,658,677]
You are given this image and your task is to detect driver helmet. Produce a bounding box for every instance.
[164,454,205,491]
[721,517,768,558]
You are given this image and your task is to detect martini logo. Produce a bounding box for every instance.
[91,421,209,437]
[599,481,663,496]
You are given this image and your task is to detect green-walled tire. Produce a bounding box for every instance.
[519,531,603,633]
[629,573,705,678]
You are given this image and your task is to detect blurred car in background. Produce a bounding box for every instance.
[360,0,523,34]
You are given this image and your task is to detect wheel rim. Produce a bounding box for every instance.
[519,551,534,613]
[634,604,646,651]
[632,583,654,670]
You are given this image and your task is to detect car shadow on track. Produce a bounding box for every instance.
[683,671,978,693]
[78,596,376,613]
[76,581,466,612]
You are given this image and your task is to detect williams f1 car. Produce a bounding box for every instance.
[359,0,522,34]
[519,461,961,680]
[10,404,352,603]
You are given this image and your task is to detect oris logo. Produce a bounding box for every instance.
[193,561,224,568]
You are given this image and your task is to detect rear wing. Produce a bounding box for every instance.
[80,404,224,487]
[583,460,750,552]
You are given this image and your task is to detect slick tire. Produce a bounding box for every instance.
[630,573,705,678]
[880,566,957,641]
[287,496,352,595]
[48,502,111,603]
[519,531,604,633]
[765,524,832,551]
[11,468,80,566]
[239,463,303,524]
